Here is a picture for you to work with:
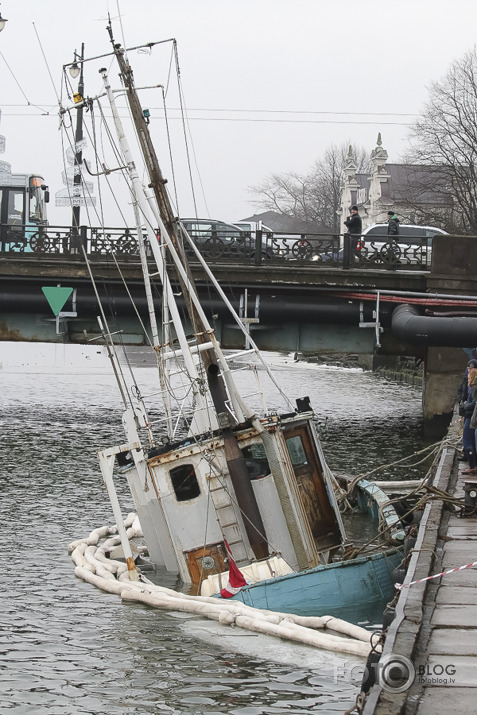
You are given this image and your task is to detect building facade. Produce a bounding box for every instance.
[340,134,451,232]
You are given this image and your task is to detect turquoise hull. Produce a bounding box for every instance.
[227,549,402,624]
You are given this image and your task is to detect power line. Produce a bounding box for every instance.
[159,108,418,117]
[0,111,412,127]
[0,52,51,114]
[0,103,417,118]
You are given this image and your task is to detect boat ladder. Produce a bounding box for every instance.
[207,473,249,565]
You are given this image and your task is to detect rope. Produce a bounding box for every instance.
[344,439,454,495]
[396,559,477,590]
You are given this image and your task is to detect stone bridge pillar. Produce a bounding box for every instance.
[423,347,466,436]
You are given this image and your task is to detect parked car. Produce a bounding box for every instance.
[180,218,274,259]
[362,224,448,263]
[233,220,273,236]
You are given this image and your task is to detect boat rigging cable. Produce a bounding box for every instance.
[61,89,218,439]
[59,36,273,419]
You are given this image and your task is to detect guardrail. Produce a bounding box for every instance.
[0,224,431,270]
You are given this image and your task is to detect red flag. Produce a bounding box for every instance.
[220,540,247,598]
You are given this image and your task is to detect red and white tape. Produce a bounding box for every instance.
[396,559,477,590]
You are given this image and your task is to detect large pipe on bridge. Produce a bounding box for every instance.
[0,282,392,325]
[391,304,477,347]
[4,281,477,348]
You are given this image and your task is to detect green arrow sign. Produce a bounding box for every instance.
[42,287,74,316]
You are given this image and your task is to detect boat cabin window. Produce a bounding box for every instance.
[169,464,200,502]
[242,443,270,480]
[286,435,309,467]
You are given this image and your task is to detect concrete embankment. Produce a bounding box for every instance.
[364,413,477,714]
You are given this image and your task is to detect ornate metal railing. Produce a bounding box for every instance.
[0,224,431,270]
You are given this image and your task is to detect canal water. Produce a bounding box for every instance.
[0,342,433,714]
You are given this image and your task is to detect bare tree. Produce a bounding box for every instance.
[250,142,370,232]
[405,47,477,234]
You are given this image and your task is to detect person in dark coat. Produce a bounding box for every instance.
[462,361,477,474]
[387,211,400,236]
[344,205,362,235]
[344,205,362,256]
[458,359,477,405]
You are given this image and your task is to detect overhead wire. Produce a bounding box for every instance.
[0,52,51,114]
[32,22,61,105]
[1,103,417,121]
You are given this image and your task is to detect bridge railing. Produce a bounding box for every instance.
[0,224,431,270]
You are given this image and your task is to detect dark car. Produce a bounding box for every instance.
[180,219,275,259]
[317,237,365,263]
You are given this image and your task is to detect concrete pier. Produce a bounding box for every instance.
[364,415,477,713]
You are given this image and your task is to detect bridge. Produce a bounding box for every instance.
[1,225,477,430]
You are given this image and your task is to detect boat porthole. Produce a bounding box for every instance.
[202,556,215,570]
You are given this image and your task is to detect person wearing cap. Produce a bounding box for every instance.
[344,205,362,257]
[344,205,362,235]
[387,211,400,236]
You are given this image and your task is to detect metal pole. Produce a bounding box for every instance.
[98,449,139,581]
[72,44,84,251]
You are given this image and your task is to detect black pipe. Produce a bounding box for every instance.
[392,303,477,346]
[0,282,392,325]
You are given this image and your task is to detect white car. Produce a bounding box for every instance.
[361,224,448,264]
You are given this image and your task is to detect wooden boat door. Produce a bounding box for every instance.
[284,425,342,552]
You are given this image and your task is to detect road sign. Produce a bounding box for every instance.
[42,286,74,316]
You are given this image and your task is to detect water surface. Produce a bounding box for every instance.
[0,343,432,713]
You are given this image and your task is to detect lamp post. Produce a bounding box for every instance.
[0,5,7,251]
[69,44,84,246]
[0,5,8,33]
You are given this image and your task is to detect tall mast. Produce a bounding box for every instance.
[106,28,268,560]
[99,65,211,435]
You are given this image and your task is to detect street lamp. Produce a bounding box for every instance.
[69,62,80,80]
[69,45,84,238]
[0,5,8,33]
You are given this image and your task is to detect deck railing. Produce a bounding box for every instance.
[0,224,431,270]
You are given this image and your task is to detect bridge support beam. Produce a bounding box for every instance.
[423,347,466,435]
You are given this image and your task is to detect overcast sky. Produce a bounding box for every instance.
[1,0,477,227]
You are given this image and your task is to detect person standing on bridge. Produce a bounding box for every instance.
[387,211,400,236]
[344,205,362,257]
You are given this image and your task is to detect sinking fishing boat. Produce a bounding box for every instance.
[63,26,403,624]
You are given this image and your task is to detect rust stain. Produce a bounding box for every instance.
[126,556,137,573]
[0,323,26,341]
[0,321,46,342]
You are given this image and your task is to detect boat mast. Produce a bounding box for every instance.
[99,65,211,435]
[106,28,269,560]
